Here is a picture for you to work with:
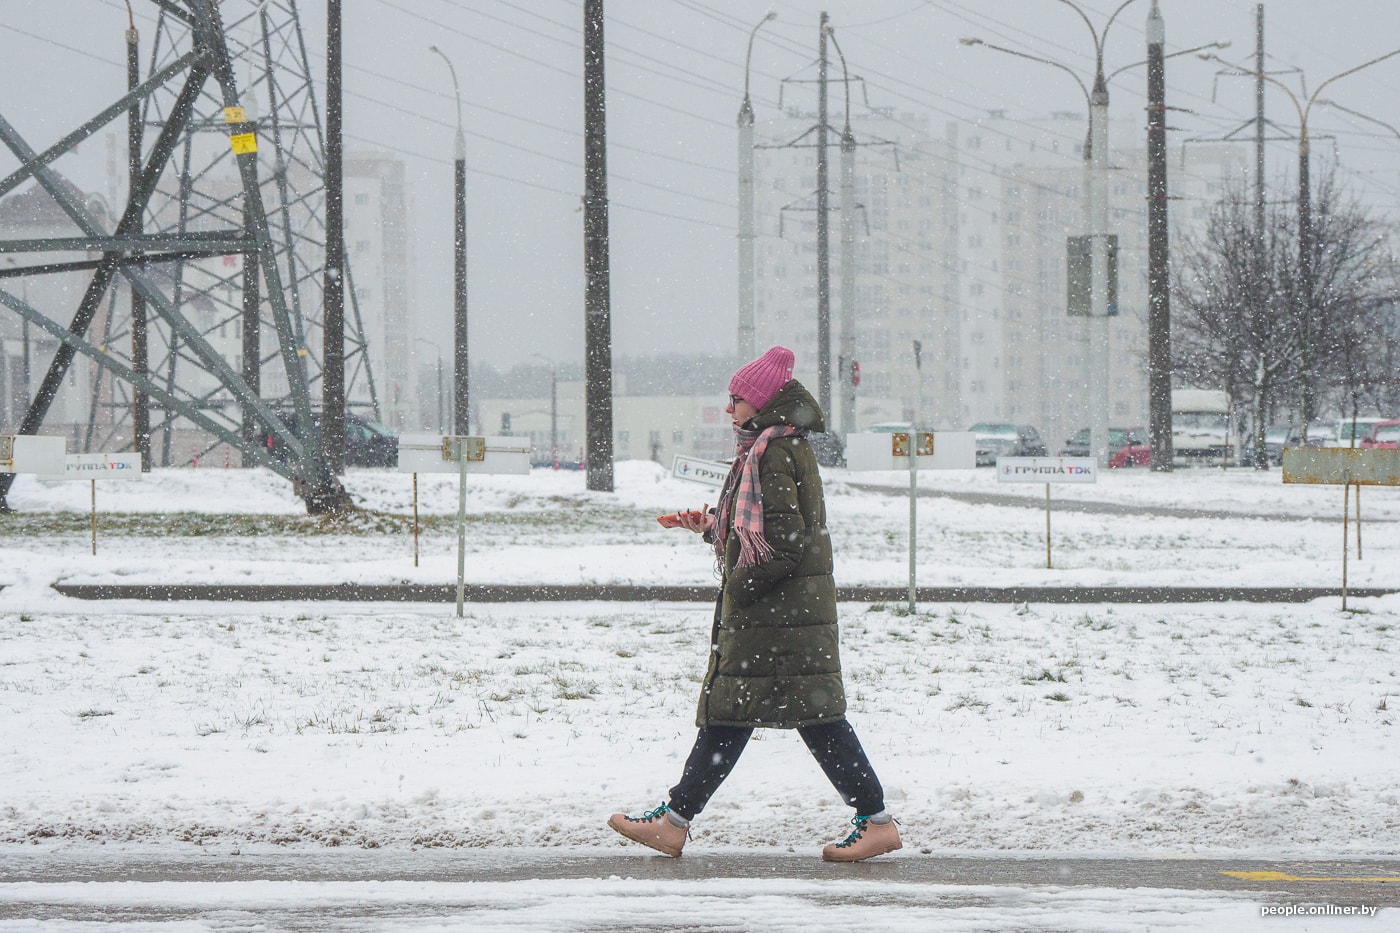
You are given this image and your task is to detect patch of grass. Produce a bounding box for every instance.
[946,693,990,713]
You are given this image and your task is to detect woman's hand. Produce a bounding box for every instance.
[679,503,714,535]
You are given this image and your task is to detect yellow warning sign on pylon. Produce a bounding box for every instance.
[229,132,257,155]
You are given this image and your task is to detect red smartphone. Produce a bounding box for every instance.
[657,509,704,528]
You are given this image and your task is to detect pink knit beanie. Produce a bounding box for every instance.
[728,345,794,410]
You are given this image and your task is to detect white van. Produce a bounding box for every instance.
[1172,389,1237,465]
[1335,417,1387,448]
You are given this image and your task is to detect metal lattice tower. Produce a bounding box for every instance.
[0,0,380,512]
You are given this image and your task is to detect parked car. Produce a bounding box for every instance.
[1241,423,1330,465]
[969,422,1047,466]
[1359,419,1400,450]
[1059,426,1145,458]
[1108,440,1151,468]
[265,410,399,467]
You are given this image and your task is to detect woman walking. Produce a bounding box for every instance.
[608,346,899,862]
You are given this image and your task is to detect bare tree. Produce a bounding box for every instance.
[1173,170,1400,467]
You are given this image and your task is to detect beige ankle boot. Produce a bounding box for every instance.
[608,804,689,857]
[822,814,901,862]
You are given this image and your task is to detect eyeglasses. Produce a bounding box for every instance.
[728,394,743,408]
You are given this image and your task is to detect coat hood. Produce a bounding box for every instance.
[750,379,826,433]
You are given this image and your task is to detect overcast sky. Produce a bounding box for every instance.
[3,0,1398,373]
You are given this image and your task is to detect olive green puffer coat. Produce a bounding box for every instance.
[696,379,846,729]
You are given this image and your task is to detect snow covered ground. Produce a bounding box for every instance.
[1,462,1397,929]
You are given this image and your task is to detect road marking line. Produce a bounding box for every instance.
[1222,871,1400,883]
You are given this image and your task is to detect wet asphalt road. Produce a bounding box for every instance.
[2,851,1395,923]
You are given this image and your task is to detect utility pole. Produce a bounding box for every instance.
[1254,5,1266,257]
[829,24,857,437]
[1145,0,1172,471]
[583,0,614,492]
[322,0,346,473]
[815,11,832,419]
[1250,3,1268,464]
[126,12,150,471]
[736,12,775,362]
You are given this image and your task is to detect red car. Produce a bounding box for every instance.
[1108,440,1152,468]
[1359,419,1400,449]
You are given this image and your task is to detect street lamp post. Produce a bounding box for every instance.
[737,11,776,363]
[532,353,559,470]
[1200,47,1400,435]
[414,337,444,431]
[429,45,469,437]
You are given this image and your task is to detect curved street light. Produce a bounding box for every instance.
[737,11,777,361]
[428,45,469,435]
[1107,40,1230,82]
[1317,98,1400,142]
[959,37,1090,109]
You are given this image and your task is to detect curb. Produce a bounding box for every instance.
[48,583,1398,603]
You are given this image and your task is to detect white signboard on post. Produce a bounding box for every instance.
[397,434,531,475]
[845,431,976,472]
[0,434,66,475]
[397,434,531,618]
[996,457,1098,483]
[996,457,1096,568]
[844,431,976,611]
[1283,447,1400,610]
[32,452,143,555]
[671,454,729,487]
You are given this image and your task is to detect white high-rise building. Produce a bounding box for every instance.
[345,152,414,432]
[751,106,1248,449]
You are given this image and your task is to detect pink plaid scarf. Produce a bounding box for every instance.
[714,423,802,569]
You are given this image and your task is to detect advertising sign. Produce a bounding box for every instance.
[996,457,1098,483]
[46,452,144,481]
[671,454,729,487]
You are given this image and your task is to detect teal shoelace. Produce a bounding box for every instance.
[625,804,672,823]
[835,814,874,848]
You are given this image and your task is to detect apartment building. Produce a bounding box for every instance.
[751,106,1248,449]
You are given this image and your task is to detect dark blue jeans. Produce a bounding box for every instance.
[667,719,885,820]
